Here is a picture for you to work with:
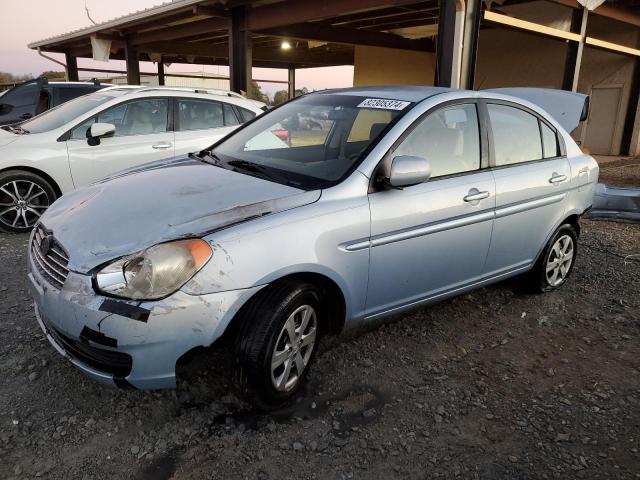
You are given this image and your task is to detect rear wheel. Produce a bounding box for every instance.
[0,170,56,233]
[524,223,578,293]
[233,280,322,409]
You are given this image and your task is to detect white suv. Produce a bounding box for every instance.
[0,87,267,232]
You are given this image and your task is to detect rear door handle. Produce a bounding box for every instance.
[549,173,567,184]
[463,190,490,202]
[152,142,172,150]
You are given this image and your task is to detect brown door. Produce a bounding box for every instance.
[584,86,622,155]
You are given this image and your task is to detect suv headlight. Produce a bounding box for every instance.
[95,239,212,300]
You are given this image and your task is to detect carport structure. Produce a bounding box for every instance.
[27,0,640,154]
[28,0,445,96]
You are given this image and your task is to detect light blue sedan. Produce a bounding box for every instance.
[27,86,598,407]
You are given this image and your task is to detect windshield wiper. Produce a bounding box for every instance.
[227,159,291,185]
[190,150,223,166]
[2,125,29,135]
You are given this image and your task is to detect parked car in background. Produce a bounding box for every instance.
[0,77,108,126]
[0,86,269,231]
[27,86,598,408]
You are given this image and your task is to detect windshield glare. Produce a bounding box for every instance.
[20,92,124,134]
[213,95,411,189]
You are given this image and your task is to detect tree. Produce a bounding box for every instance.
[40,70,66,80]
[248,81,269,104]
[272,89,289,105]
[0,72,32,85]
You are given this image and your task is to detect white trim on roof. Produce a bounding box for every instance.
[28,0,217,49]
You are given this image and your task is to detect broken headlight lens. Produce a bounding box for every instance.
[95,239,212,300]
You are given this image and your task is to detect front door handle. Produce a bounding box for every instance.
[152,142,172,150]
[548,173,567,184]
[19,113,32,120]
[463,190,490,202]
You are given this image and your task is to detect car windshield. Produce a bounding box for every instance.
[20,91,126,134]
[210,94,413,189]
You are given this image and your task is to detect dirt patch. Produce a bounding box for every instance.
[597,156,640,188]
[1,219,639,479]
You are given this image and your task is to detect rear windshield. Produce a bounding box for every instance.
[212,94,413,189]
[20,91,125,134]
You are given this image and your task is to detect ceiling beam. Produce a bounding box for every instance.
[192,5,229,18]
[247,0,426,31]
[137,41,354,65]
[547,0,640,28]
[259,22,434,51]
[130,17,228,45]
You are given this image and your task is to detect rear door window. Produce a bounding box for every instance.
[178,99,224,130]
[487,104,543,166]
[236,107,257,123]
[223,103,240,126]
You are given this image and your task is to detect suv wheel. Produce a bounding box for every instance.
[0,170,56,233]
[233,280,322,409]
[525,223,578,292]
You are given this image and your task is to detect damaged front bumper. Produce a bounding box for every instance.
[27,253,262,389]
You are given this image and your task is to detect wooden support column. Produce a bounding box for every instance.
[621,57,640,155]
[65,53,79,81]
[288,68,295,99]
[562,7,588,92]
[460,0,482,90]
[435,0,456,87]
[125,41,141,85]
[229,6,252,95]
[157,60,165,86]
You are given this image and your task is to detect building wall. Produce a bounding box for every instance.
[475,29,566,90]
[110,74,230,90]
[475,13,639,156]
[353,45,435,86]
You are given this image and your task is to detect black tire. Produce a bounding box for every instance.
[233,280,323,410]
[523,223,578,293]
[0,170,56,233]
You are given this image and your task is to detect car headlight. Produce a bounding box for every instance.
[95,239,212,300]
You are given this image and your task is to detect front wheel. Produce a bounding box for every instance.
[233,280,322,409]
[0,170,56,233]
[525,223,578,293]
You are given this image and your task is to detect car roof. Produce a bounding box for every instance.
[317,85,456,103]
[46,82,109,87]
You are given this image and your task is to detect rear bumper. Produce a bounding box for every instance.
[589,183,640,222]
[28,254,263,389]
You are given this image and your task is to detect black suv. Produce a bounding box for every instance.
[0,77,108,126]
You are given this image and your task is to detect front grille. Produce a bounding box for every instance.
[31,225,69,289]
[42,316,132,378]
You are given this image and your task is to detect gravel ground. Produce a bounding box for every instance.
[1,218,639,480]
[597,156,640,188]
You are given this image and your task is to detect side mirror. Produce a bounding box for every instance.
[87,122,115,146]
[386,155,431,188]
[0,103,12,114]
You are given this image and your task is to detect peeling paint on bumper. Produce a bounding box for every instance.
[28,253,263,389]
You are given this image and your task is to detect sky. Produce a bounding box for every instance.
[0,0,354,97]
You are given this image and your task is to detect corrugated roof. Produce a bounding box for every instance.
[28,0,217,49]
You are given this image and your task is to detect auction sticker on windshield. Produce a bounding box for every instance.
[357,98,411,110]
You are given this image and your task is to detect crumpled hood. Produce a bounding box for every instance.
[0,128,20,148]
[40,156,320,273]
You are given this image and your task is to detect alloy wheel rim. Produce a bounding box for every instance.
[0,180,49,229]
[270,304,318,392]
[546,234,574,286]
